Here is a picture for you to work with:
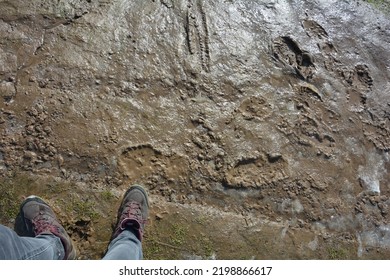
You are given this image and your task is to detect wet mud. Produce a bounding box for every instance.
[0,0,389,259]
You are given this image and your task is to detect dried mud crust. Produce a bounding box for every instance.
[0,0,390,259]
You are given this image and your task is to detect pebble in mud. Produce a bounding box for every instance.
[0,81,16,102]
[23,151,37,162]
[267,152,283,163]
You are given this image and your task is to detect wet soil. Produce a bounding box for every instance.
[0,0,389,259]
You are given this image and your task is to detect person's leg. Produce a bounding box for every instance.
[103,185,149,260]
[102,229,142,260]
[0,224,65,260]
[3,195,77,260]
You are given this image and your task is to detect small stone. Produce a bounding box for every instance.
[29,108,38,117]
[267,152,282,163]
[23,151,37,160]
[35,125,42,132]
[48,145,57,154]
[42,154,50,161]
[26,125,34,134]
[44,126,52,134]
[0,81,15,100]
[57,154,64,167]
[155,213,163,220]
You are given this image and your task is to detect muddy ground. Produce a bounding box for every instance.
[0,0,389,259]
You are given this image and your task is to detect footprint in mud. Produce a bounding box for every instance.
[338,64,373,110]
[297,115,322,143]
[185,0,211,72]
[272,36,315,81]
[296,82,323,102]
[118,144,161,180]
[237,96,273,121]
[302,19,329,40]
[301,18,335,53]
[340,64,373,92]
[338,63,388,151]
[118,144,188,183]
[223,153,289,189]
[301,18,340,73]
[353,64,373,91]
[300,19,375,112]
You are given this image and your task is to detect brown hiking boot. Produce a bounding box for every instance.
[110,185,149,241]
[14,195,77,260]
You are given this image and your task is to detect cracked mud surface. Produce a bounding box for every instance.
[0,0,389,259]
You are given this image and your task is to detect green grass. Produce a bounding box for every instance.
[172,223,188,246]
[328,247,348,260]
[364,0,390,14]
[64,196,100,220]
[195,215,208,225]
[0,183,19,224]
[143,237,164,259]
[100,190,115,201]
[196,235,215,258]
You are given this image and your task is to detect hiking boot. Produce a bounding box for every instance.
[14,195,77,260]
[111,185,149,241]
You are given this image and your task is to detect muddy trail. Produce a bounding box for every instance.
[0,0,389,259]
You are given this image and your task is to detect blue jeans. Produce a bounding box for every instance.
[0,224,142,260]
